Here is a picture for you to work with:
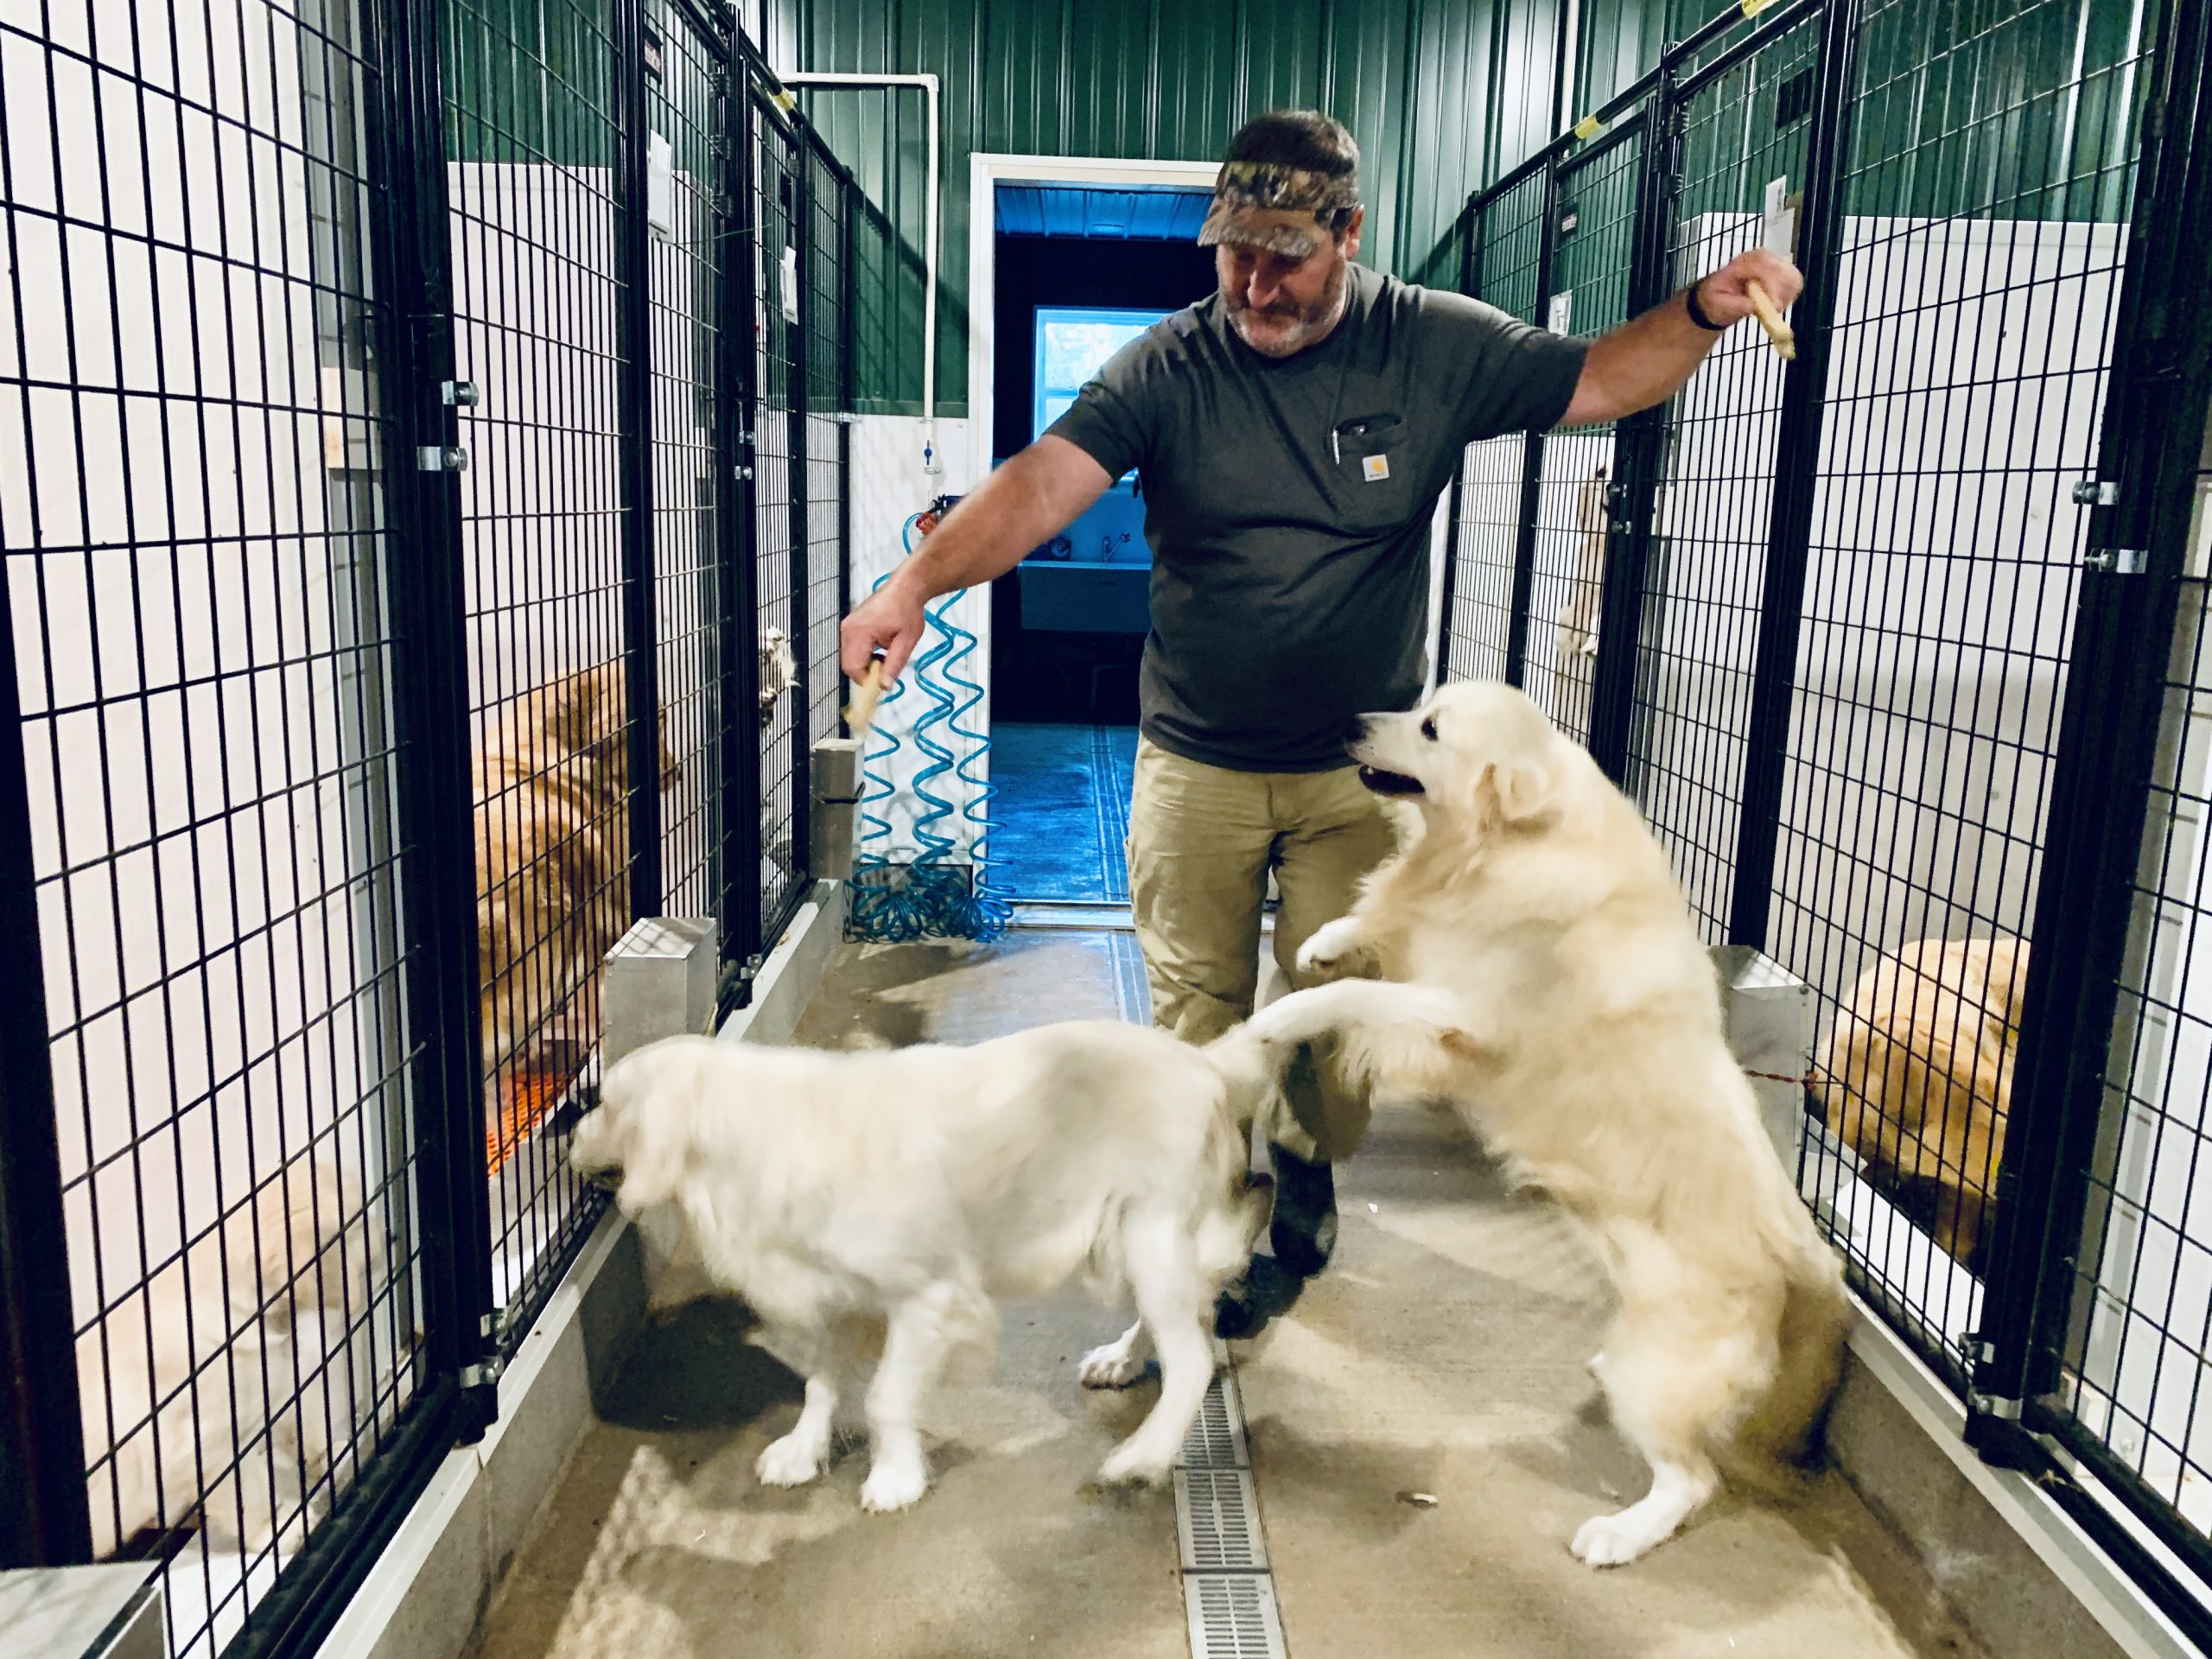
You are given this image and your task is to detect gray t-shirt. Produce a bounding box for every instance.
[1046,263,1589,772]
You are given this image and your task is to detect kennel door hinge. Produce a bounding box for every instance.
[2072,479,2118,507]
[442,380,480,407]
[460,1357,505,1390]
[417,444,469,473]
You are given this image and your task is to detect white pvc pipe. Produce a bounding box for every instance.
[780,72,941,474]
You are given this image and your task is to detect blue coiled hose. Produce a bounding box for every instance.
[843,516,1012,943]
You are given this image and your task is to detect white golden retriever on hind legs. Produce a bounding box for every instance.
[569,1023,1285,1512]
[1245,679,1850,1567]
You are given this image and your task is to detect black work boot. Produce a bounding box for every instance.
[1213,1143,1338,1340]
[1266,1141,1338,1279]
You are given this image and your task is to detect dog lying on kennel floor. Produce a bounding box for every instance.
[1820,935,2027,1272]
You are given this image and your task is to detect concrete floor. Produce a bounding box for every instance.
[471,931,1986,1659]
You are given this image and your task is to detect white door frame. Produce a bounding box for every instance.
[964,153,1217,488]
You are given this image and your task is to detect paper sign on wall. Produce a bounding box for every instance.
[647,130,674,240]
[1547,291,1572,335]
[1762,175,1796,257]
[782,245,801,324]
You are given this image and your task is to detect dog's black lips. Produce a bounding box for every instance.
[1357,765,1425,797]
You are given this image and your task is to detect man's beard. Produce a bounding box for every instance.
[1224,257,1350,358]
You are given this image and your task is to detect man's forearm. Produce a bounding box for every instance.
[1573,288,1721,419]
[889,436,1107,602]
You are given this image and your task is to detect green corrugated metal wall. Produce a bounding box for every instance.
[766,0,1580,416]
[435,1,2156,415]
[747,0,2153,416]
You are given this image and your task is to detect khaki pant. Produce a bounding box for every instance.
[1127,737,1395,1163]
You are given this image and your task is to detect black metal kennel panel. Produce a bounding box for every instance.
[442,0,637,1351]
[3,0,867,1649]
[0,0,474,1649]
[1948,0,2212,1613]
[1777,0,2148,1383]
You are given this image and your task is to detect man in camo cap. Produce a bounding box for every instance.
[843,110,1802,1338]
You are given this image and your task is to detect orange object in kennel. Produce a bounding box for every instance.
[487,1070,567,1175]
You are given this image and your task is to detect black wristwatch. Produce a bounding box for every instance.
[1683,279,1726,332]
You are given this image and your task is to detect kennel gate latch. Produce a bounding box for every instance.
[2082,548,2146,575]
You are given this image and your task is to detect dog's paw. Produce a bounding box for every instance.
[1294,920,1362,980]
[1078,1342,1148,1390]
[754,1430,827,1488]
[859,1456,929,1513]
[1570,1510,1656,1568]
[1094,1441,1174,1490]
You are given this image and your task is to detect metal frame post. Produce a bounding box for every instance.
[1586,97,1675,781]
[1431,203,1483,688]
[1502,161,1563,689]
[367,0,495,1437]
[615,0,664,922]
[838,168,855,650]
[717,69,766,1014]
[1721,0,1864,949]
[787,139,814,883]
[0,550,91,1570]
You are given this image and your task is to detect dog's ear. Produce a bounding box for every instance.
[1484,753,1556,825]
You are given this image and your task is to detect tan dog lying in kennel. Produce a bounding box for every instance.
[82,1157,368,1559]
[474,661,680,1157]
[1821,936,2027,1269]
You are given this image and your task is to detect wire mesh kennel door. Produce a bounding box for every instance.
[0,0,485,1654]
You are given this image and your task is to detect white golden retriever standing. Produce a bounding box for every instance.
[569,1025,1280,1511]
[1246,680,1850,1567]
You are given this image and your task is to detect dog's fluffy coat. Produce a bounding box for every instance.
[474,663,677,1077]
[1821,936,2024,1270]
[569,1025,1276,1510]
[82,1157,367,1557]
[1247,680,1849,1567]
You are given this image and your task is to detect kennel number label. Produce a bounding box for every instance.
[1763,175,1794,257]
[1362,454,1390,482]
[1547,292,1572,334]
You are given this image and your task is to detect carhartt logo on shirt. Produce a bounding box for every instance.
[1362,454,1390,481]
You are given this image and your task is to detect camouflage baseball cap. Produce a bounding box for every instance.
[1198,111,1362,260]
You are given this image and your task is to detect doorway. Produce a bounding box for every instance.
[966,156,1214,903]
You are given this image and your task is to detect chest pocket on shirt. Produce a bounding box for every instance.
[1334,413,1416,530]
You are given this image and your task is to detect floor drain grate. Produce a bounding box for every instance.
[1179,1374,1249,1470]
[1184,1573,1288,1659]
[1176,1468,1268,1571]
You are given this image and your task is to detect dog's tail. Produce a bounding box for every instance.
[1202,1023,1281,1115]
